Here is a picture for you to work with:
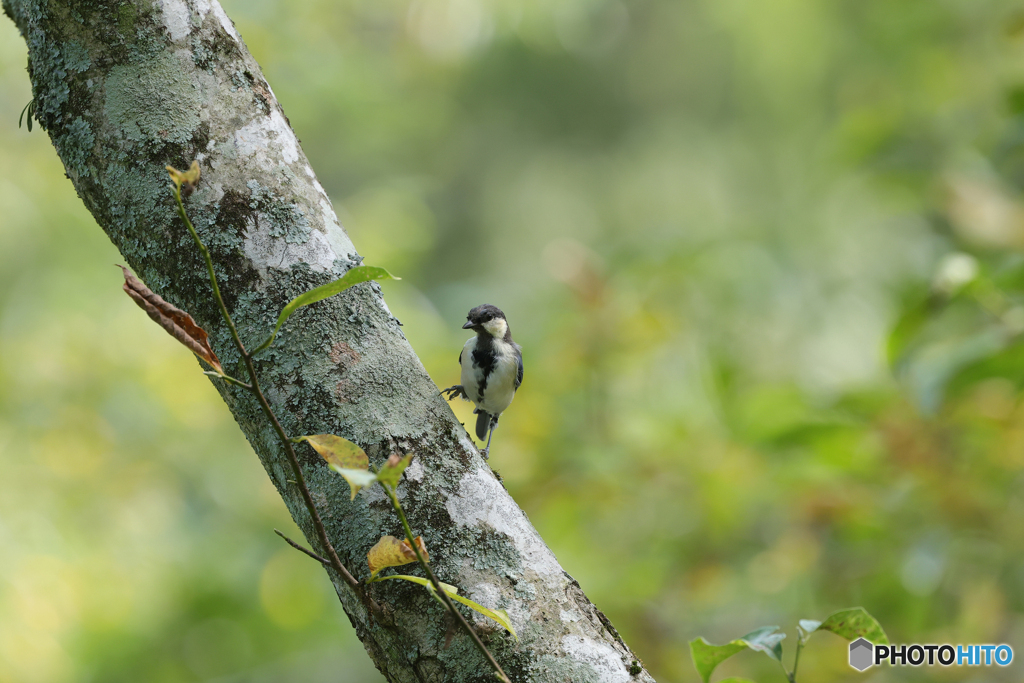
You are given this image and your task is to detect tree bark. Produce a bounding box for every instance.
[2,1,655,681]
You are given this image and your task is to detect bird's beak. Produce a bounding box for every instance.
[462,320,474,329]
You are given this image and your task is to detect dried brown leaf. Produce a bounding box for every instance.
[119,265,223,373]
[367,535,429,577]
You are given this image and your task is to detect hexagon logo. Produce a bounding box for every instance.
[849,637,874,671]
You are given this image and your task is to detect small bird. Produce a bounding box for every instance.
[442,304,523,456]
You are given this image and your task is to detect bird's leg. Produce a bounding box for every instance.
[440,385,467,401]
[482,416,499,458]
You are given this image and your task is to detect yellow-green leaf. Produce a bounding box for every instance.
[800,607,888,645]
[690,638,747,683]
[166,160,200,190]
[296,434,369,470]
[446,593,516,641]
[690,626,785,683]
[372,574,458,594]
[331,467,378,500]
[296,434,374,499]
[367,535,428,577]
[371,574,517,640]
[377,453,413,489]
[257,266,398,352]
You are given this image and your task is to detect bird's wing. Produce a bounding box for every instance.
[458,346,463,365]
[515,352,523,389]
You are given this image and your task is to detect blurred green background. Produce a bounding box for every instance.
[3,0,1024,681]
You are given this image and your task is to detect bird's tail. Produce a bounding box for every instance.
[475,410,491,441]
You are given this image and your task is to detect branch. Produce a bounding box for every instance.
[3,1,656,680]
[275,528,330,566]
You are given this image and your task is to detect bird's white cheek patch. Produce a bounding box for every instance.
[482,318,507,338]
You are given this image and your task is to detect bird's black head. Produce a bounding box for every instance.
[463,304,508,337]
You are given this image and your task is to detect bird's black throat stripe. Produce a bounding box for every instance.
[471,335,497,403]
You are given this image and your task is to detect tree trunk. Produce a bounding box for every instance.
[2,1,654,681]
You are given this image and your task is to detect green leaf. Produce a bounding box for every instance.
[258,266,398,352]
[19,99,35,131]
[690,639,748,683]
[797,620,820,643]
[330,467,378,500]
[371,573,459,594]
[446,593,516,641]
[377,453,413,489]
[741,626,785,662]
[690,627,785,683]
[296,434,369,470]
[371,574,518,640]
[800,607,888,645]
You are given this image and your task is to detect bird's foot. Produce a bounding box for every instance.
[440,385,467,401]
[480,446,489,460]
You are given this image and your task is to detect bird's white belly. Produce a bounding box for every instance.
[460,338,518,415]
[478,358,517,414]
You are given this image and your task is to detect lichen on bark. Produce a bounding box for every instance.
[2,1,657,681]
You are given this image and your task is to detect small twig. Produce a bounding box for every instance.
[778,657,793,683]
[275,528,330,565]
[790,636,804,683]
[383,483,511,683]
[202,370,251,389]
